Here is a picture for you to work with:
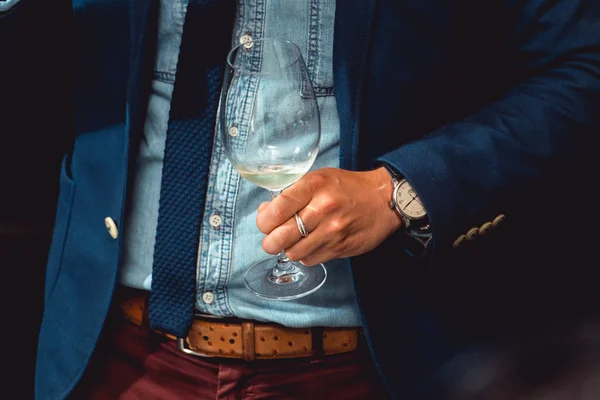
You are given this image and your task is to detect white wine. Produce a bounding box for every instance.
[237,160,314,191]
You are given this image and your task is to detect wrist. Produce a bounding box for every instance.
[377,162,432,254]
[375,166,404,230]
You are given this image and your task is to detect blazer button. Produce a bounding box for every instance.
[104,217,119,239]
[466,227,479,241]
[492,214,506,228]
[479,221,493,235]
[453,234,466,248]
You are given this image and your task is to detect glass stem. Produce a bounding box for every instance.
[274,251,296,273]
[268,189,300,276]
[269,190,280,199]
[269,251,301,283]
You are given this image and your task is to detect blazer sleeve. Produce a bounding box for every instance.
[377,0,600,263]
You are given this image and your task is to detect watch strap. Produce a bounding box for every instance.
[379,161,402,182]
[378,162,432,253]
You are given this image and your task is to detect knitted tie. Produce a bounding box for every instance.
[148,0,236,338]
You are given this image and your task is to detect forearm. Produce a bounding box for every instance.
[378,0,600,260]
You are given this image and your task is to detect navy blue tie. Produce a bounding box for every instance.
[149,0,236,338]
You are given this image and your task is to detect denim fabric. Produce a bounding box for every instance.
[119,0,361,327]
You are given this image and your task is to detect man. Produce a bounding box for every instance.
[2,0,600,399]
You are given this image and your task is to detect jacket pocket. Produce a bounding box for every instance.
[44,154,76,302]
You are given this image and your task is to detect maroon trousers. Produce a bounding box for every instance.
[70,310,390,400]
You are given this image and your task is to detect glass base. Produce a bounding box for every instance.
[243,255,327,301]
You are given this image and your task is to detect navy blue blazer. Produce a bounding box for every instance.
[2,0,600,399]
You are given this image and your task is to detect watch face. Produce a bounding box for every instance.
[394,180,427,219]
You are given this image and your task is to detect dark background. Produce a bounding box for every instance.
[3,236,54,399]
[1,0,72,398]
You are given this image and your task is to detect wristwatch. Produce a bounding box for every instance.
[381,164,432,250]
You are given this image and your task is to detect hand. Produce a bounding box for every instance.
[256,166,403,266]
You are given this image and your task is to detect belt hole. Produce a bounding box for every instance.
[260,337,266,342]
[273,336,279,341]
[288,341,294,347]
[203,336,209,341]
[229,339,235,344]
[220,336,225,342]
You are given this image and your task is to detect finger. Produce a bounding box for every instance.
[283,227,334,266]
[256,177,313,234]
[261,210,316,254]
[257,201,270,213]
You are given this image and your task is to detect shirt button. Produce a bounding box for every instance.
[209,213,222,228]
[202,291,215,304]
[104,217,119,239]
[229,125,239,137]
[240,32,254,49]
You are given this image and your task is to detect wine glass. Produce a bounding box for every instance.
[218,37,326,300]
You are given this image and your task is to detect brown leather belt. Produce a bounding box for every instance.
[119,289,361,361]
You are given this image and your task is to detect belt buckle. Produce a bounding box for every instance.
[177,338,215,358]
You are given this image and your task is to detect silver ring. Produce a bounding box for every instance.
[295,213,309,238]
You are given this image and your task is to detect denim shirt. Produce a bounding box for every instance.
[119,0,361,328]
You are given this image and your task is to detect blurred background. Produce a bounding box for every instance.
[1,1,71,398]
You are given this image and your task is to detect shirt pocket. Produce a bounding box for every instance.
[263,0,335,96]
